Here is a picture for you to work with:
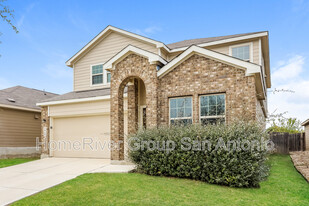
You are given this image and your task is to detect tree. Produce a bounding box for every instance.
[266,88,303,133]
[0,0,18,57]
[267,115,303,134]
[0,0,18,33]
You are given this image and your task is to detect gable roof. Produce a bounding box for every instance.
[158,45,261,77]
[302,119,309,126]
[103,45,167,70]
[66,25,167,67]
[0,86,58,111]
[167,31,267,50]
[157,45,266,100]
[38,88,111,105]
[66,25,268,66]
[65,25,270,88]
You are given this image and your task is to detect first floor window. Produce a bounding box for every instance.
[92,64,103,85]
[170,97,192,125]
[200,94,225,125]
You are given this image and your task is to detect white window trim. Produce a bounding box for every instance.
[90,63,111,87]
[169,96,193,125]
[199,93,226,123]
[229,42,253,62]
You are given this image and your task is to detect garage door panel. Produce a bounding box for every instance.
[52,115,110,159]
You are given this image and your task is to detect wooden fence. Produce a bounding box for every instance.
[269,132,306,154]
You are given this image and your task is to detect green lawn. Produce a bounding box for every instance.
[14,155,309,206]
[0,158,38,168]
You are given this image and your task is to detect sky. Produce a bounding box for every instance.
[0,0,309,122]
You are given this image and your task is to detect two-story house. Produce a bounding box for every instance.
[38,25,271,162]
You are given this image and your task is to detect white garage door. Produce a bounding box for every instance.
[51,115,110,159]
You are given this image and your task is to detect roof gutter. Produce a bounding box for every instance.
[0,104,41,112]
[37,95,111,107]
[37,94,128,107]
[168,32,269,53]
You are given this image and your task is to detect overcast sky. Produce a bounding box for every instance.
[0,0,309,122]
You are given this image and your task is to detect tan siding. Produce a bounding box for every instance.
[0,107,41,147]
[167,39,261,65]
[168,51,182,61]
[160,48,169,60]
[74,32,158,91]
[206,39,260,64]
[49,100,110,117]
[49,99,127,117]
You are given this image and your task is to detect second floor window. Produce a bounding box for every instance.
[92,65,103,85]
[170,97,192,125]
[231,44,250,61]
[107,71,111,83]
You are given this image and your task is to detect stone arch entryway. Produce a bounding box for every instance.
[110,54,159,161]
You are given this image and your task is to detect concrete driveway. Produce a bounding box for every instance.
[0,158,111,205]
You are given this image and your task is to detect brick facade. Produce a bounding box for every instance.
[110,54,159,160]
[109,53,266,160]
[127,79,139,134]
[256,100,266,128]
[158,54,258,125]
[40,52,266,160]
[41,106,50,157]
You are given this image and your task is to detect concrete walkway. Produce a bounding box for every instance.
[0,158,135,205]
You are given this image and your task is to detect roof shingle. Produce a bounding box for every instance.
[0,86,58,110]
[166,31,266,50]
[40,88,111,103]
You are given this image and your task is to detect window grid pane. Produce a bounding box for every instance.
[232,45,250,61]
[200,94,225,125]
[92,74,103,85]
[107,72,111,83]
[92,65,103,75]
[170,97,192,125]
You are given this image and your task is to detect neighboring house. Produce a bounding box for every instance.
[0,86,58,158]
[302,119,309,150]
[38,25,271,161]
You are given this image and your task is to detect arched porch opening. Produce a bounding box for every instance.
[109,53,159,161]
[111,76,148,161]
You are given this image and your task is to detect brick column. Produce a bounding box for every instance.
[127,79,138,134]
[111,80,125,160]
[193,94,199,124]
[145,64,159,128]
[41,106,50,158]
[110,54,159,161]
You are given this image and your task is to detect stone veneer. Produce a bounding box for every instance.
[110,54,159,160]
[41,106,50,157]
[256,100,266,128]
[158,54,259,125]
[109,53,266,160]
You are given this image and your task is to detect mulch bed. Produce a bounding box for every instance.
[290,151,309,182]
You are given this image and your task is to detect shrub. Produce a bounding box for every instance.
[267,117,304,134]
[128,122,270,188]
